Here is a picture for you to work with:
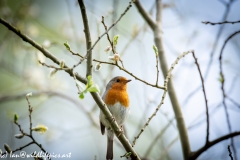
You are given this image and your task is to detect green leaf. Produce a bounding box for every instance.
[79,92,85,99]
[113,35,119,46]
[14,113,18,123]
[153,45,158,56]
[64,41,71,51]
[86,84,100,93]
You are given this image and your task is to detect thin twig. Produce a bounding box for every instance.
[155,52,159,85]
[189,132,240,160]
[101,16,125,69]
[14,121,26,135]
[183,0,236,105]
[132,50,193,147]
[26,96,33,136]
[70,50,84,58]
[93,59,165,90]
[191,51,210,144]
[219,30,240,160]
[72,0,134,68]
[101,16,115,53]
[227,96,240,109]
[0,95,51,159]
[38,61,70,71]
[0,142,35,156]
[202,20,240,25]
[228,145,233,160]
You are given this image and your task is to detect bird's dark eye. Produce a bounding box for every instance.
[116,79,120,82]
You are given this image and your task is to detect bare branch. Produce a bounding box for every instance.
[0,95,51,159]
[191,51,210,144]
[0,18,87,85]
[135,0,191,158]
[73,0,134,68]
[184,0,236,105]
[219,30,240,160]
[132,50,193,147]
[134,0,156,30]
[202,20,240,25]
[78,0,92,77]
[93,59,165,90]
[228,145,234,160]
[0,18,140,160]
[189,132,240,160]
[38,61,70,71]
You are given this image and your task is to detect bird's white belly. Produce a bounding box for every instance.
[100,102,130,129]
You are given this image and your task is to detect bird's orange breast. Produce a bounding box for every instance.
[104,89,129,108]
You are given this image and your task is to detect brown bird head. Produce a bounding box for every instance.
[106,76,131,91]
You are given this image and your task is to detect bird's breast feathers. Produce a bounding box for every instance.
[104,89,129,107]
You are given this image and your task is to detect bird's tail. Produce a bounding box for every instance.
[106,137,113,160]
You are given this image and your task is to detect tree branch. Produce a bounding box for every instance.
[0,18,140,160]
[219,30,240,160]
[183,0,236,105]
[134,0,156,30]
[135,0,191,158]
[93,59,165,90]
[132,50,193,147]
[191,51,210,145]
[0,18,87,85]
[73,0,134,68]
[78,0,92,77]
[202,20,240,25]
[189,132,240,160]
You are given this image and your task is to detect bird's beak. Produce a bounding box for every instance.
[126,79,131,83]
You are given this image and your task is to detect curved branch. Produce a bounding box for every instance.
[219,30,240,160]
[189,132,240,160]
[191,52,210,144]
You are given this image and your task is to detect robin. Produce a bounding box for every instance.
[100,76,131,160]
